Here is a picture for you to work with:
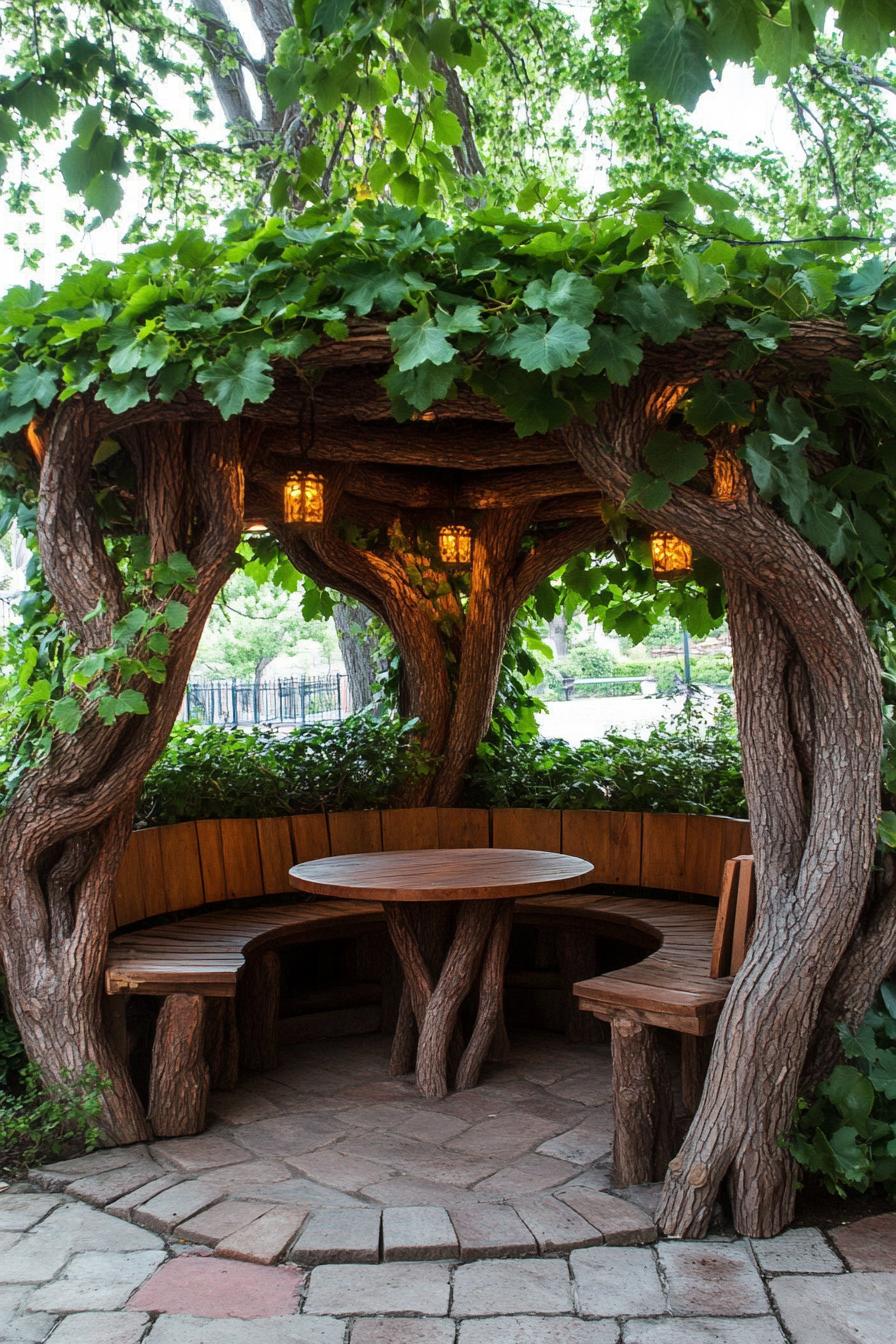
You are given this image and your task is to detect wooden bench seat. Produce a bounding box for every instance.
[106,885,734,1141]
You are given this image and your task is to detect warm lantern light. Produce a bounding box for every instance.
[438,523,473,567]
[283,471,325,525]
[26,419,44,465]
[650,531,693,581]
[244,521,269,534]
[412,409,438,422]
[711,445,747,502]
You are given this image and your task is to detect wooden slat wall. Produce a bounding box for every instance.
[111,807,753,931]
[328,810,383,855]
[218,818,264,899]
[492,808,561,853]
[257,817,295,895]
[382,807,440,850]
[561,810,643,887]
[436,807,489,848]
[290,813,331,863]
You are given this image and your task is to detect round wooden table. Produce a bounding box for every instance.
[289,848,593,1098]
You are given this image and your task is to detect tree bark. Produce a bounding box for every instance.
[148,994,209,1137]
[565,405,882,1238]
[611,1018,675,1185]
[332,599,379,711]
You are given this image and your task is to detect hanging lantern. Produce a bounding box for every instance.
[411,409,438,423]
[711,445,747,502]
[438,523,473,567]
[283,471,325,525]
[650,531,692,581]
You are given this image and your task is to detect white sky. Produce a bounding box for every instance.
[0,4,838,288]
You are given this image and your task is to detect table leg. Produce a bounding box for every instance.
[455,899,514,1091]
[415,900,498,1099]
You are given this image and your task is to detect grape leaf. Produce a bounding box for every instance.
[629,0,713,110]
[196,348,274,419]
[644,429,708,484]
[506,317,590,374]
[685,377,754,433]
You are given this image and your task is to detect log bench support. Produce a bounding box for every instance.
[148,993,210,1138]
[237,950,281,1072]
[610,1017,675,1185]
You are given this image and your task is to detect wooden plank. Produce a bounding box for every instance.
[730,857,756,975]
[561,810,642,887]
[113,830,150,929]
[710,858,738,977]
[436,807,489,849]
[381,807,439,851]
[219,818,264,899]
[640,813,689,891]
[256,817,295,895]
[289,813,331,863]
[195,820,226,905]
[491,808,561,853]
[121,826,166,924]
[289,848,591,902]
[157,822,204,914]
[327,810,383,856]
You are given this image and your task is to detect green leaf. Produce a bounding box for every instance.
[84,172,123,220]
[116,688,149,716]
[523,270,600,324]
[705,0,761,65]
[629,0,713,110]
[582,325,643,385]
[685,378,754,434]
[391,171,420,206]
[384,105,416,152]
[506,317,590,374]
[839,0,896,56]
[644,430,708,484]
[823,1065,876,1126]
[163,600,190,630]
[626,471,673,509]
[49,696,82,734]
[9,78,59,128]
[388,305,456,370]
[607,282,700,344]
[430,101,463,147]
[382,360,459,413]
[8,364,57,408]
[880,811,896,850]
[196,348,274,419]
[311,0,355,37]
[679,253,728,304]
[338,262,408,315]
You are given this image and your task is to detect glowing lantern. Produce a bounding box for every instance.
[283,471,325,525]
[711,445,747,502]
[412,409,438,422]
[26,419,44,465]
[438,523,473,567]
[650,531,692,581]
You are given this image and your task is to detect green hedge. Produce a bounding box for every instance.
[137,701,745,826]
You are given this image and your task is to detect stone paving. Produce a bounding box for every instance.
[30,1033,654,1263]
[1,1187,895,1343]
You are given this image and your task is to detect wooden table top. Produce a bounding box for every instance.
[288,848,594,904]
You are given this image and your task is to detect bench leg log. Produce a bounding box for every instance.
[148,993,209,1138]
[237,950,281,1072]
[206,998,240,1091]
[611,1017,675,1185]
[680,1034,713,1115]
[456,900,514,1090]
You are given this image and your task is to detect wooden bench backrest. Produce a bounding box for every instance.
[710,855,756,978]
[113,808,752,933]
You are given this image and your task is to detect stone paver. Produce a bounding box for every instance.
[1,1237,77,1284]
[622,1320,786,1343]
[351,1321,456,1343]
[23,1200,163,1255]
[133,1179,225,1234]
[105,1173,184,1217]
[149,1135,256,1172]
[459,1320,618,1343]
[557,1188,657,1245]
[514,1195,602,1253]
[303,1263,451,1316]
[65,1161,166,1209]
[176,1198,275,1247]
[0,1309,59,1342]
[536,1108,615,1165]
[128,1253,303,1318]
[452,1257,573,1317]
[291,1207,382,1264]
[828,1211,896,1270]
[0,1194,61,1231]
[750,1226,843,1274]
[34,1147,144,1190]
[571,1244,665,1317]
[146,1316,345,1343]
[40,1312,151,1343]
[449,1204,537,1260]
[28,1248,165,1312]
[382,1206,458,1260]
[658,1241,769,1316]
[216,1206,309,1264]
[770,1271,896,1344]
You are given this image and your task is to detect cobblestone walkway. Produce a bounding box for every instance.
[2,1187,895,1342]
[30,1034,656,1261]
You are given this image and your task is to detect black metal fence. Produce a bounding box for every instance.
[183,675,346,727]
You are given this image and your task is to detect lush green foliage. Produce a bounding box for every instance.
[788,982,896,1197]
[0,1062,108,1178]
[136,713,433,825]
[466,699,745,814]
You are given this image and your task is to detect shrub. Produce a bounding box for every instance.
[465,700,745,816]
[137,712,433,825]
[787,983,896,1197]
[0,1063,109,1177]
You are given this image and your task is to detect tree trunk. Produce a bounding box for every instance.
[565,413,882,1238]
[332,599,379,711]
